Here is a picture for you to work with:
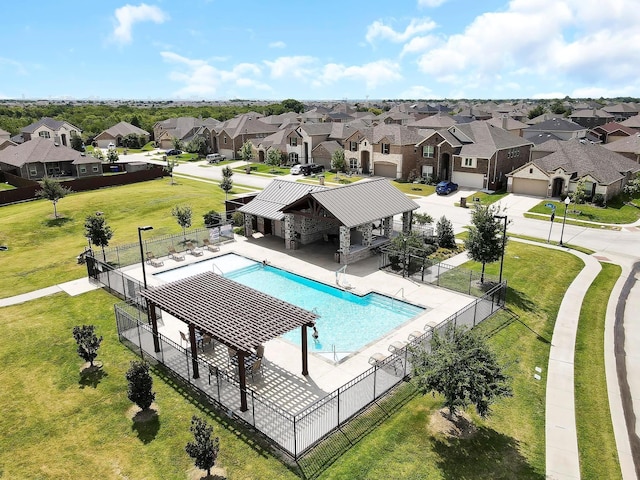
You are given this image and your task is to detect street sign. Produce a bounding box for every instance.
[550,212,555,222]
[545,203,556,209]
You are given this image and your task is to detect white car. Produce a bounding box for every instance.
[290,164,302,175]
[107,142,116,149]
[206,153,225,163]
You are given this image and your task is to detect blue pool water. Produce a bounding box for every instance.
[154,254,425,354]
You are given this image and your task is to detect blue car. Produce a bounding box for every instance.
[436,180,458,195]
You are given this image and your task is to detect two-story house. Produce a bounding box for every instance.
[21,117,82,148]
[153,117,220,151]
[215,115,278,160]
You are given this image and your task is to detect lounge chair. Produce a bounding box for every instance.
[186,241,203,256]
[168,246,185,261]
[202,238,220,252]
[248,358,263,381]
[146,251,164,268]
[369,352,403,376]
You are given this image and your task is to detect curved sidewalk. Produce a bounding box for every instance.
[0,277,99,307]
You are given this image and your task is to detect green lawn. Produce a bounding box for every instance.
[465,190,510,206]
[0,177,232,297]
[392,181,436,196]
[528,199,640,224]
[507,233,596,255]
[523,213,621,230]
[232,162,291,175]
[575,263,622,480]
[0,182,16,191]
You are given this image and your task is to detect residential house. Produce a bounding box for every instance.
[407,114,457,130]
[524,117,588,143]
[94,121,150,148]
[0,128,14,151]
[620,114,640,132]
[486,116,529,137]
[602,134,640,163]
[0,137,101,180]
[602,103,639,122]
[215,115,278,160]
[509,138,640,199]
[20,117,82,147]
[415,121,533,190]
[153,116,220,151]
[568,108,614,128]
[295,123,358,165]
[311,140,343,171]
[252,127,302,165]
[591,122,637,144]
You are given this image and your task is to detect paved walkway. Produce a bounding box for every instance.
[0,277,100,307]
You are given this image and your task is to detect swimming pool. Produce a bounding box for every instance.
[154,254,425,355]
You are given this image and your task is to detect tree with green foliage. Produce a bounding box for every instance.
[185,415,220,477]
[171,205,192,240]
[413,212,433,226]
[624,171,640,196]
[388,232,436,276]
[464,204,505,282]
[219,166,233,201]
[171,137,184,151]
[281,98,305,113]
[571,178,587,204]
[266,148,282,170]
[126,360,155,411]
[186,135,207,156]
[436,215,456,249]
[122,133,142,149]
[72,325,103,368]
[36,177,73,218]
[527,104,545,119]
[106,148,119,163]
[239,141,253,162]
[164,157,177,185]
[331,148,347,172]
[92,148,105,161]
[130,115,141,128]
[203,210,223,227]
[84,214,113,260]
[550,100,570,116]
[413,324,512,418]
[71,133,84,151]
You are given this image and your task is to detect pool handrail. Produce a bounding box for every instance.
[211,262,225,277]
[391,287,404,308]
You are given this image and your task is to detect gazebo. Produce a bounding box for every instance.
[139,271,318,411]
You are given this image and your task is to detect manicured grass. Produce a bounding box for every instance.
[0,182,16,191]
[0,291,298,479]
[298,171,363,185]
[507,233,596,255]
[320,242,583,478]
[392,181,436,196]
[0,177,231,297]
[465,190,510,206]
[523,213,621,230]
[575,263,622,480]
[232,163,290,175]
[528,199,640,224]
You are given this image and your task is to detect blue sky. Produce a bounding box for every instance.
[2,0,639,101]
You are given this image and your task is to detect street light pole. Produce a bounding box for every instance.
[402,236,408,278]
[138,226,153,289]
[494,215,507,284]
[559,196,571,246]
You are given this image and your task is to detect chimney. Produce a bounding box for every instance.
[502,115,508,130]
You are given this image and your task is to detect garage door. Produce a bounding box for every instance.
[452,171,484,189]
[374,163,398,178]
[512,178,548,197]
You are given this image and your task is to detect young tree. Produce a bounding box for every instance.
[239,140,253,162]
[571,178,587,204]
[464,204,505,282]
[413,212,433,226]
[92,148,105,161]
[72,325,103,368]
[171,136,184,151]
[172,205,192,240]
[412,324,512,418]
[36,178,73,218]
[331,148,347,172]
[126,360,155,411]
[106,148,119,163]
[71,133,84,152]
[266,148,282,170]
[527,104,545,119]
[185,415,220,477]
[186,136,207,156]
[436,215,457,249]
[624,171,640,196]
[122,133,141,149]
[84,213,114,260]
[219,166,233,201]
[164,157,177,185]
[203,210,223,227]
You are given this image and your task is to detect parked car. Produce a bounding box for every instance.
[107,142,116,149]
[301,163,324,176]
[290,164,302,175]
[166,149,182,156]
[206,153,225,163]
[435,180,458,195]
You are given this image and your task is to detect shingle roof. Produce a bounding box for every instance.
[593,122,636,135]
[100,121,150,137]
[21,117,81,134]
[238,179,327,220]
[451,121,532,157]
[532,138,640,185]
[527,117,585,132]
[284,178,419,228]
[0,137,96,167]
[140,271,317,353]
[602,133,640,155]
[620,114,640,128]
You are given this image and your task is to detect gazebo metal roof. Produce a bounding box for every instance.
[140,271,317,352]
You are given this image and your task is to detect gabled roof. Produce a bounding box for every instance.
[449,121,532,157]
[620,114,640,129]
[407,114,456,129]
[532,138,640,185]
[527,117,585,132]
[298,123,334,136]
[0,137,96,167]
[485,116,529,131]
[312,140,342,156]
[282,178,419,228]
[21,117,81,134]
[359,124,425,146]
[524,131,564,145]
[238,179,327,220]
[602,133,640,155]
[569,109,614,119]
[592,121,636,135]
[603,103,639,114]
[99,121,149,138]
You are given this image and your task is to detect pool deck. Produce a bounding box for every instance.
[121,234,475,412]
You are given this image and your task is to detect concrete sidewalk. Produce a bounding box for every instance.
[0,277,100,307]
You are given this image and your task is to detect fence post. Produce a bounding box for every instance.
[469,270,472,295]
[136,322,144,359]
[293,416,297,459]
[437,263,441,286]
[216,367,221,401]
[373,365,377,399]
[473,299,478,327]
[337,389,341,426]
[251,390,256,426]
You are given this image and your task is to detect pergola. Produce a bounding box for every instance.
[139,271,318,411]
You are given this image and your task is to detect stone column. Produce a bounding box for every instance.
[361,223,373,247]
[339,225,350,261]
[284,214,295,250]
[402,211,412,234]
[243,214,253,237]
[383,216,392,237]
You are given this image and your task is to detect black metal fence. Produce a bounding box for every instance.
[113,280,506,460]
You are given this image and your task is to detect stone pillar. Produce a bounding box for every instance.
[383,217,392,237]
[243,214,253,237]
[284,214,295,250]
[402,211,412,234]
[360,223,373,247]
[339,225,350,259]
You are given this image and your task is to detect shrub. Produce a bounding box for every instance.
[232,211,244,227]
[126,360,155,411]
[203,210,223,227]
[72,325,103,367]
[592,193,606,207]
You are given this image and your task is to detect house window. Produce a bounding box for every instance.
[462,158,476,168]
[290,137,298,146]
[349,157,358,170]
[223,136,227,144]
[363,141,367,146]
[92,166,99,172]
[529,168,533,174]
[422,145,434,158]
[507,148,520,158]
[39,131,50,139]
[350,141,358,152]
[80,167,87,174]
[29,166,38,176]
[381,143,390,154]
[421,165,433,178]
[289,153,299,164]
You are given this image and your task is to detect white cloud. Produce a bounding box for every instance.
[417,0,448,7]
[366,18,436,44]
[269,41,286,49]
[160,52,269,98]
[400,35,439,56]
[264,56,317,79]
[317,60,402,90]
[112,4,169,44]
